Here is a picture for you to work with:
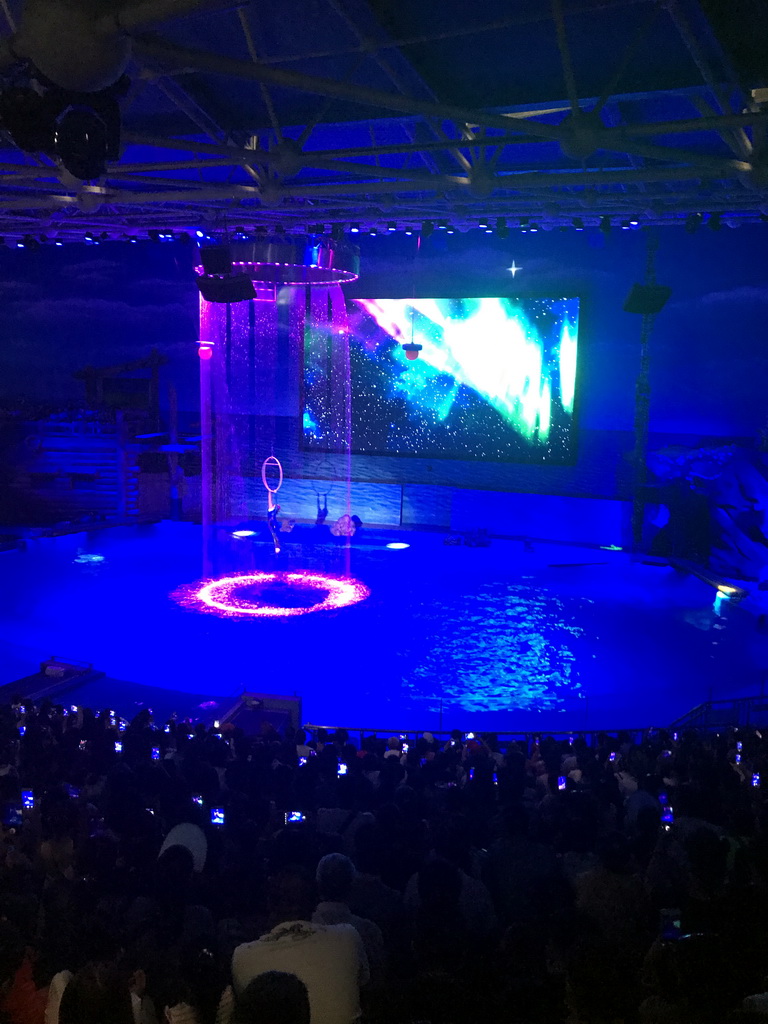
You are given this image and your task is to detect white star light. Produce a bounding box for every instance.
[507,260,522,277]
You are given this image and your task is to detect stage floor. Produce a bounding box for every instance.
[1,521,765,731]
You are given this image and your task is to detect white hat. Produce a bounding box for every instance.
[159,823,207,873]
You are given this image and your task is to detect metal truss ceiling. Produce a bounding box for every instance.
[0,0,767,240]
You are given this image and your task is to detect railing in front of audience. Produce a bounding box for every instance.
[306,692,768,747]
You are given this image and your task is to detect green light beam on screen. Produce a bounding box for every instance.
[366,298,555,442]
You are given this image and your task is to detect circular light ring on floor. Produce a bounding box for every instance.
[176,571,370,618]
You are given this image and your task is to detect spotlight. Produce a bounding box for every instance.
[84,231,99,245]
[195,229,205,239]
[421,220,434,238]
[621,220,631,230]
[401,342,423,361]
[599,215,611,235]
[369,227,377,236]
[437,219,448,230]
[629,217,639,227]
[22,234,39,249]
[496,217,508,239]
[709,213,722,231]
[572,217,585,231]
[148,229,161,243]
[386,542,410,550]
[404,226,414,235]
[331,224,345,241]
[446,224,455,234]
[685,212,703,234]
[387,221,397,232]
[349,223,360,233]
[528,222,539,232]
[478,217,489,230]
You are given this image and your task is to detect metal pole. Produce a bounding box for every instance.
[630,231,659,552]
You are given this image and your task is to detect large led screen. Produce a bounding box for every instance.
[302,296,579,462]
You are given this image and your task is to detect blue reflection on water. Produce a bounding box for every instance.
[0,523,764,731]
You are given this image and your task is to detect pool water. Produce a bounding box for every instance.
[0,522,764,731]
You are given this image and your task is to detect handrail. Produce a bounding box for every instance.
[306,693,768,744]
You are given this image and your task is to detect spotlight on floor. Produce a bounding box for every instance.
[386,542,410,550]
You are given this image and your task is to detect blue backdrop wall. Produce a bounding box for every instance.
[0,223,765,511]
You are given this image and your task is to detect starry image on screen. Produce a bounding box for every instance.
[302,297,579,462]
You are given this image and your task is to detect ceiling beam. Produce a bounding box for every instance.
[132,35,754,174]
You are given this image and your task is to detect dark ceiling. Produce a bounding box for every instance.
[0,0,766,239]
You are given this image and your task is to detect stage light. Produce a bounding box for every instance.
[478,217,489,229]
[402,342,423,361]
[709,213,722,231]
[629,217,639,227]
[496,217,508,239]
[446,224,455,234]
[148,229,161,243]
[369,227,377,236]
[195,229,205,238]
[350,223,360,233]
[573,217,585,230]
[717,585,738,595]
[387,221,397,232]
[22,234,39,249]
[438,219,448,230]
[404,226,414,235]
[685,212,703,234]
[198,344,214,360]
[599,215,611,235]
[621,220,631,230]
[528,222,539,232]
[232,529,256,538]
[421,220,434,238]
[386,542,410,550]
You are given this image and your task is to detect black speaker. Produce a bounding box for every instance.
[196,274,256,303]
[199,244,233,275]
[623,283,672,314]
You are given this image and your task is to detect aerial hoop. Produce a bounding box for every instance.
[262,456,284,553]
[261,455,283,495]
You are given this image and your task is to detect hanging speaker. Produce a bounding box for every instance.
[196,274,256,303]
[199,244,233,275]
[623,283,672,314]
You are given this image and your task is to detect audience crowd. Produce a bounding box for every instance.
[1,700,768,1024]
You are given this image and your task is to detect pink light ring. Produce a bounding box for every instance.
[174,571,370,619]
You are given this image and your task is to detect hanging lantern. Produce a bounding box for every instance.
[402,342,422,361]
